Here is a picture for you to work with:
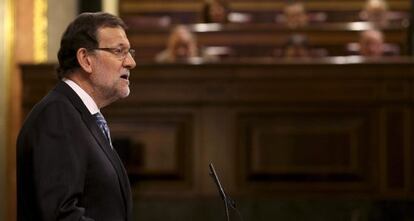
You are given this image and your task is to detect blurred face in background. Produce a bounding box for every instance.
[172,38,193,59]
[361,0,389,27]
[209,1,227,23]
[359,30,384,57]
[168,26,198,61]
[284,2,308,28]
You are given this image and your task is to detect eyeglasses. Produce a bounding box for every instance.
[92,47,135,60]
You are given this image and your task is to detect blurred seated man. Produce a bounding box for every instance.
[201,0,229,23]
[360,0,389,28]
[282,1,309,29]
[275,34,328,58]
[281,34,310,58]
[359,29,385,57]
[156,25,199,63]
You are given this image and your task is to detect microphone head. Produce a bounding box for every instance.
[208,162,215,176]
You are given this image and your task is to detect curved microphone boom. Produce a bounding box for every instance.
[209,163,232,221]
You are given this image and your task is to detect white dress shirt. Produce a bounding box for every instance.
[63,78,100,115]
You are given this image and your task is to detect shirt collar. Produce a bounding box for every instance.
[62,78,100,115]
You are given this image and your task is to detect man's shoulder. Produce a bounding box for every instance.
[34,87,73,112]
[17,86,77,140]
[23,85,76,124]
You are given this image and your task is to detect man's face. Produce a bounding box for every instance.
[209,2,226,23]
[284,4,307,28]
[173,39,192,59]
[90,26,136,106]
[360,33,384,57]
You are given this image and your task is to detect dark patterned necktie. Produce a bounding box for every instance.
[93,112,113,148]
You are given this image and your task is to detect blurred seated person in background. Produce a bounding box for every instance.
[359,29,385,57]
[156,25,219,63]
[202,0,229,23]
[275,34,310,58]
[360,0,389,28]
[282,1,308,29]
[275,34,328,58]
[156,25,199,63]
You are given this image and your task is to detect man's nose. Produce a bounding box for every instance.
[124,53,136,69]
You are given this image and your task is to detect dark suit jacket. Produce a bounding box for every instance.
[17,81,132,221]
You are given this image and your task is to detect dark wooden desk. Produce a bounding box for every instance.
[20,57,414,198]
[127,22,408,60]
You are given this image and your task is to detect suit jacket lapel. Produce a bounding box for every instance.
[83,114,132,216]
[54,81,131,216]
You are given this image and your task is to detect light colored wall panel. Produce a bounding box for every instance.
[0,0,13,220]
[47,0,77,62]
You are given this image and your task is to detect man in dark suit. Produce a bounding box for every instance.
[17,12,136,221]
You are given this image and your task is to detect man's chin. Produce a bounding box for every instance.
[120,88,130,98]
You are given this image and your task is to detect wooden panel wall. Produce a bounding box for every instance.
[20,57,414,199]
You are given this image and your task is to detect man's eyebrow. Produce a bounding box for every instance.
[116,42,131,47]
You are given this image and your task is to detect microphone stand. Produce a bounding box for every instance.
[209,163,231,221]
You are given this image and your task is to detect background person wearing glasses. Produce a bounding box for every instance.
[17,12,136,221]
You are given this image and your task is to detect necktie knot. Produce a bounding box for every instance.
[94,112,108,126]
[93,112,112,147]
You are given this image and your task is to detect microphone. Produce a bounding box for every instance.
[209,163,236,221]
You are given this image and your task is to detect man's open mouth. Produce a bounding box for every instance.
[120,73,129,80]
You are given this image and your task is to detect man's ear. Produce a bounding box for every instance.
[77,48,93,73]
